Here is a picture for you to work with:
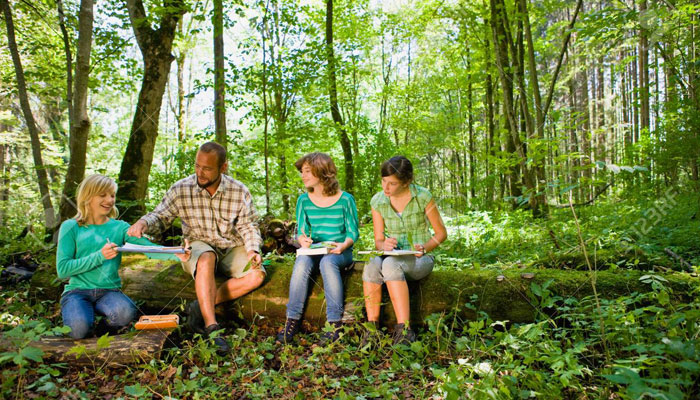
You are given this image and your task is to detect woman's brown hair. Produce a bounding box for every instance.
[294,153,339,196]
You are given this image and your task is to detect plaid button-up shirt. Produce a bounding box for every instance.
[140,174,262,253]
[370,184,433,250]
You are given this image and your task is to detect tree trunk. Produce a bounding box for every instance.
[31,257,695,328]
[490,0,521,204]
[326,0,354,193]
[520,0,547,216]
[638,0,650,136]
[467,54,475,202]
[0,144,7,226]
[213,0,227,149]
[117,0,185,222]
[56,0,73,140]
[59,0,94,224]
[261,7,271,216]
[1,0,56,237]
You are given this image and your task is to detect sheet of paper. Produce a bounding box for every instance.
[358,250,422,256]
[116,243,186,254]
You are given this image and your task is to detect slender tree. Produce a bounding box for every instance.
[117,0,185,221]
[1,0,56,236]
[59,0,94,223]
[325,0,354,193]
[213,0,227,149]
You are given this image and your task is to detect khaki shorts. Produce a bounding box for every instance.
[182,241,266,279]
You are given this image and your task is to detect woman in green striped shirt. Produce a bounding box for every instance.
[277,153,359,344]
[362,156,447,345]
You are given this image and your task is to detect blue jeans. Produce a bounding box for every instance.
[60,289,137,339]
[286,248,353,322]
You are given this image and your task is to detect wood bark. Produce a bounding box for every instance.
[117,0,185,222]
[520,0,547,215]
[0,330,172,367]
[490,0,521,203]
[59,0,94,223]
[213,0,227,149]
[1,0,56,236]
[326,0,354,193]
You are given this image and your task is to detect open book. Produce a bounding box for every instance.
[296,242,335,256]
[116,243,186,254]
[358,250,422,256]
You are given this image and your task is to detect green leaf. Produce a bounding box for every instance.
[19,346,44,363]
[124,384,147,397]
[96,334,114,350]
[67,344,86,358]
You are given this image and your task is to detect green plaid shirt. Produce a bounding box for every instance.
[370,184,433,250]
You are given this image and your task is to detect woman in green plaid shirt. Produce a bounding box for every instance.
[362,156,447,345]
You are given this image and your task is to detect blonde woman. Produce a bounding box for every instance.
[56,175,189,339]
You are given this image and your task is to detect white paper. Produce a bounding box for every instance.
[357,250,422,256]
[116,243,186,254]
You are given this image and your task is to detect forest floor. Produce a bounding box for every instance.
[1,189,699,399]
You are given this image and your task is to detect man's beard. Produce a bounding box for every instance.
[197,174,221,189]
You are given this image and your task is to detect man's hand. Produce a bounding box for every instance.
[247,250,262,268]
[175,239,191,262]
[127,220,148,238]
[101,241,118,260]
[382,237,398,251]
[298,234,313,248]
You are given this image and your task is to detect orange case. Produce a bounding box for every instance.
[135,314,179,330]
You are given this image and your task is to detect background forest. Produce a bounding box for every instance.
[1,0,700,398]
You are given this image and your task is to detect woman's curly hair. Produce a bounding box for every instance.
[294,152,339,196]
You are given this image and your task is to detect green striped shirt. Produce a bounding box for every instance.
[370,184,433,250]
[296,192,359,243]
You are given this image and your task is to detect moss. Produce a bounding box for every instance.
[31,257,698,326]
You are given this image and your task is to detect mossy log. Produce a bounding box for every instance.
[30,256,697,327]
[0,330,172,367]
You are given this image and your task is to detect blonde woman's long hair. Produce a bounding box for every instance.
[74,174,118,226]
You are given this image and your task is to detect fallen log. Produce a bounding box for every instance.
[0,330,172,367]
[30,255,697,327]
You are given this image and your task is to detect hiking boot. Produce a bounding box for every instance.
[276,318,301,344]
[319,321,343,345]
[205,323,230,354]
[359,321,383,349]
[186,300,205,334]
[391,323,416,346]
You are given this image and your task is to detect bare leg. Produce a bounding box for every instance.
[194,252,218,328]
[386,280,410,324]
[363,281,383,322]
[215,270,265,304]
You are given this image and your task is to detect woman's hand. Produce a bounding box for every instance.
[298,234,313,248]
[101,241,118,260]
[329,242,345,254]
[175,239,192,262]
[382,237,397,251]
[413,243,426,258]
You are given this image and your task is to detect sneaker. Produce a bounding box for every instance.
[276,318,301,344]
[319,321,343,345]
[359,321,383,349]
[391,323,416,346]
[205,323,230,354]
[186,300,205,334]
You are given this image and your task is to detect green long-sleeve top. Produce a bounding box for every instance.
[295,192,359,243]
[56,218,177,295]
